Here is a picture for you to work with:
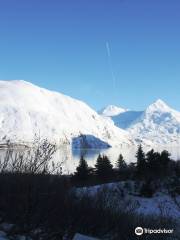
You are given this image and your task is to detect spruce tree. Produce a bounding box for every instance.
[116,154,127,171]
[95,154,113,179]
[160,150,171,176]
[136,145,146,179]
[160,150,171,165]
[75,156,89,180]
[146,149,161,178]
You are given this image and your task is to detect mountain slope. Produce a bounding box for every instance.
[111,110,143,129]
[0,80,133,147]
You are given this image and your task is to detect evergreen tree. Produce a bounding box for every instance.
[160,150,171,165]
[160,150,171,176]
[146,149,155,164]
[116,154,127,171]
[146,149,172,178]
[95,154,113,179]
[175,160,180,177]
[146,149,161,178]
[75,156,90,180]
[136,145,146,178]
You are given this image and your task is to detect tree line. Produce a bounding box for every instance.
[74,145,180,183]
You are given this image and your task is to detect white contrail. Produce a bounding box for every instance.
[106,41,116,90]
[106,42,111,57]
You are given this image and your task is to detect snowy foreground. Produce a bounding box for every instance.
[76,182,180,220]
[0,225,100,240]
[72,233,100,240]
[0,231,99,240]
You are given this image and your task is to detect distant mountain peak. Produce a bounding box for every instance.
[146,99,170,112]
[127,99,180,145]
[155,99,166,104]
[104,98,180,145]
[99,105,128,117]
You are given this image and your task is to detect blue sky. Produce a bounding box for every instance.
[0,0,180,111]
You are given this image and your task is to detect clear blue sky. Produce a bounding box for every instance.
[0,0,180,111]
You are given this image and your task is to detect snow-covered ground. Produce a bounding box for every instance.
[72,233,100,240]
[77,182,180,220]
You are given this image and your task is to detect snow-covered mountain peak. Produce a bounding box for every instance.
[127,99,180,145]
[146,99,170,113]
[99,105,127,117]
[104,98,180,146]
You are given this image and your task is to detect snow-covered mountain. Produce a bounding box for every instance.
[101,99,180,145]
[1,81,179,147]
[0,80,133,147]
[99,105,127,117]
[128,99,180,145]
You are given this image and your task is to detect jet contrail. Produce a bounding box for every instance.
[106,42,111,57]
[106,41,116,90]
